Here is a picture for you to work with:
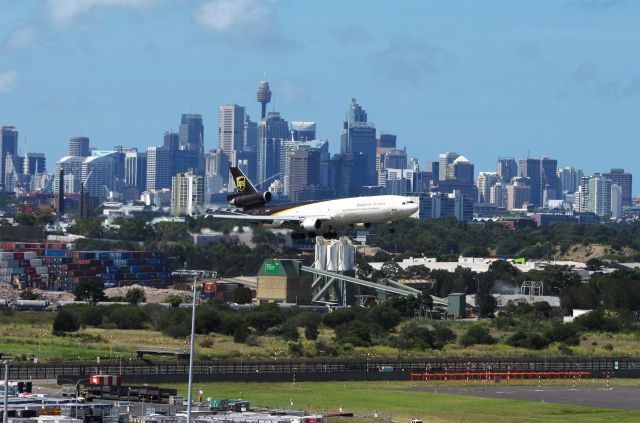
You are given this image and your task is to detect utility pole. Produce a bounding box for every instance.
[186,275,197,423]
[3,361,8,423]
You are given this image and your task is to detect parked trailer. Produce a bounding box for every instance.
[85,384,177,404]
[14,299,49,311]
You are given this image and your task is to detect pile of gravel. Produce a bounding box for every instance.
[104,284,193,303]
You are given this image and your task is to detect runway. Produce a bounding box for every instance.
[410,383,640,410]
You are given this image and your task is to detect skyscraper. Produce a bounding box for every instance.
[146,146,172,190]
[603,168,632,207]
[476,172,499,203]
[283,140,329,200]
[68,137,90,157]
[587,174,613,217]
[446,155,474,182]
[506,177,532,210]
[540,157,559,201]
[243,114,258,151]
[340,99,377,187]
[518,158,541,207]
[439,152,460,181]
[124,149,147,192]
[331,153,368,198]
[1,126,18,190]
[179,114,205,174]
[218,104,246,159]
[496,157,517,183]
[257,112,289,186]
[557,167,583,197]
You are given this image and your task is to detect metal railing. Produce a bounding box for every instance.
[1,356,638,379]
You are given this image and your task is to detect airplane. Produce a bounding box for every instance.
[204,167,419,237]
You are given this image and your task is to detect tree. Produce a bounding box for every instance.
[125,287,146,305]
[233,286,253,304]
[586,258,604,271]
[14,213,36,226]
[68,219,103,238]
[73,279,106,302]
[53,310,79,334]
[475,293,497,318]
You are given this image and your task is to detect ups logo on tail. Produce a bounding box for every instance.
[236,176,246,192]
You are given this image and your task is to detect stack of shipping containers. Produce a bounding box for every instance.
[0,243,171,291]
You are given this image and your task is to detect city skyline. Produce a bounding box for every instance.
[1,1,639,193]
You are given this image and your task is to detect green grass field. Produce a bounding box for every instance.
[163,381,640,423]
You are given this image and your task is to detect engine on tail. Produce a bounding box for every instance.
[229,191,272,208]
[301,218,323,231]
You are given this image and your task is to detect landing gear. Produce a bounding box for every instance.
[389,227,395,234]
[307,232,317,239]
[323,232,338,239]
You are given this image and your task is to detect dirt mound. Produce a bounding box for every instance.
[0,283,74,302]
[562,243,634,262]
[104,284,193,303]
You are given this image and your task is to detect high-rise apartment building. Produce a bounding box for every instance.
[218,104,246,158]
[0,126,18,190]
[171,172,204,216]
[340,99,377,187]
[69,137,90,157]
[603,168,632,208]
[557,167,583,197]
[587,174,612,217]
[611,184,623,218]
[518,158,541,207]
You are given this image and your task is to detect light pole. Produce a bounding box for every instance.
[3,360,8,423]
[186,275,197,423]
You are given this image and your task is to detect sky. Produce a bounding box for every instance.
[1,0,639,194]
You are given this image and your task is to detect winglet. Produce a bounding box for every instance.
[230,167,257,194]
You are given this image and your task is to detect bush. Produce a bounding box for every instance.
[367,304,402,331]
[334,320,376,346]
[323,308,359,328]
[396,323,436,350]
[545,323,580,346]
[108,306,147,329]
[53,310,80,334]
[505,330,550,350]
[459,325,495,347]
[125,287,146,305]
[279,319,300,341]
[233,324,250,343]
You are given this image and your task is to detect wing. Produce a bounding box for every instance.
[205,212,332,228]
[205,213,301,225]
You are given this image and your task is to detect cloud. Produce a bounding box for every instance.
[559,62,640,101]
[338,26,372,46]
[2,24,38,50]
[195,0,296,52]
[370,36,452,83]
[566,0,626,11]
[0,71,18,94]
[513,43,542,61]
[48,0,157,26]
[276,80,310,104]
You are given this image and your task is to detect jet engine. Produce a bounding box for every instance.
[301,218,323,231]
[228,191,272,208]
[354,222,372,228]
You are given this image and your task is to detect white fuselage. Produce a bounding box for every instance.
[268,195,418,229]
